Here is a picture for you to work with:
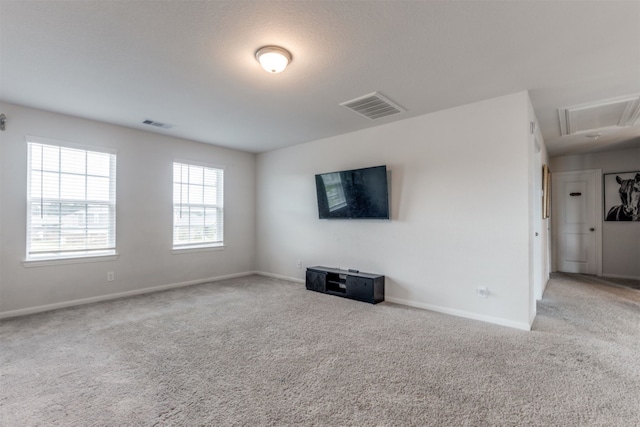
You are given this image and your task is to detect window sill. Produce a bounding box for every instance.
[23,254,119,268]
[172,245,225,254]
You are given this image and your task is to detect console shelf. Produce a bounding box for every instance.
[305,266,385,304]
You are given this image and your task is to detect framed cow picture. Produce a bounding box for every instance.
[603,171,640,221]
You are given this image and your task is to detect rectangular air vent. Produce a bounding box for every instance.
[558,94,640,136]
[142,119,174,129]
[340,92,405,120]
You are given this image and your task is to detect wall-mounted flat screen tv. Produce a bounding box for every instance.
[315,165,390,219]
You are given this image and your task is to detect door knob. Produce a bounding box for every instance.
[590,227,595,232]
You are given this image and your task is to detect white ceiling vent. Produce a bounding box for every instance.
[340,92,405,120]
[558,94,640,136]
[142,119,174,129]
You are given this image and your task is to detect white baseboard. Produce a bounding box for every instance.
[385,296,531,331]
[2,271,532,332]
[255,272,531,330]
[0,271,255,320]
[529,309,537,328]
[602,273,640,281]
[254,270,305,284]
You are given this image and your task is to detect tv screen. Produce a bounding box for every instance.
[315,165,390,219]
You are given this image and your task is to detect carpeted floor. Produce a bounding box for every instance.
[1,272,639,426]
[572,274,640,291]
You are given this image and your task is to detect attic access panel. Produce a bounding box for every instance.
[559,95,640,136]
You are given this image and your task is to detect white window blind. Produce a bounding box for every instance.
[173,162,224,249]
[26,138,117,260]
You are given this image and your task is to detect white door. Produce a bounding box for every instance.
[553,170,601,274]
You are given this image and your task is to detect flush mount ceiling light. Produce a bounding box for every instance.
[255,46,291,73]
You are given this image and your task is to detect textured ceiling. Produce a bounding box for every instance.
[1,1,639,155]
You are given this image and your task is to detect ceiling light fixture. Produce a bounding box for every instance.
[255,46,292,73]
[585,133,602,140]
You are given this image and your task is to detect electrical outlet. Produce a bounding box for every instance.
[476,287,489,298]
[107,271,115,282]
[297,260,302,269]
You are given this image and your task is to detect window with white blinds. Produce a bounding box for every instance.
[26,138,117,260]
[173,161,224,250]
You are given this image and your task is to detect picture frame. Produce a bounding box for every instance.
[542,164,551,219]
[603,171,640,221]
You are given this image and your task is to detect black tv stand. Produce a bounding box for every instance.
[305,266,385,304]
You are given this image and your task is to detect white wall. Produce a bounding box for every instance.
[256,92,535,329]
[0,103,256,315]
[551,147,640,279]
[527,98,551,308]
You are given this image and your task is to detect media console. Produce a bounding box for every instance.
[305,266,385,304]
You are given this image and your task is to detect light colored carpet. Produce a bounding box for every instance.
[573,274,640,291]
[1,273,639,426]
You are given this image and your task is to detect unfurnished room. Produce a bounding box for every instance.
[1,1,639,425]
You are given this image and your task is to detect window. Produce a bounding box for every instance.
[173,161,224,250]
[321,173,347,212]
[27,138,117,260]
